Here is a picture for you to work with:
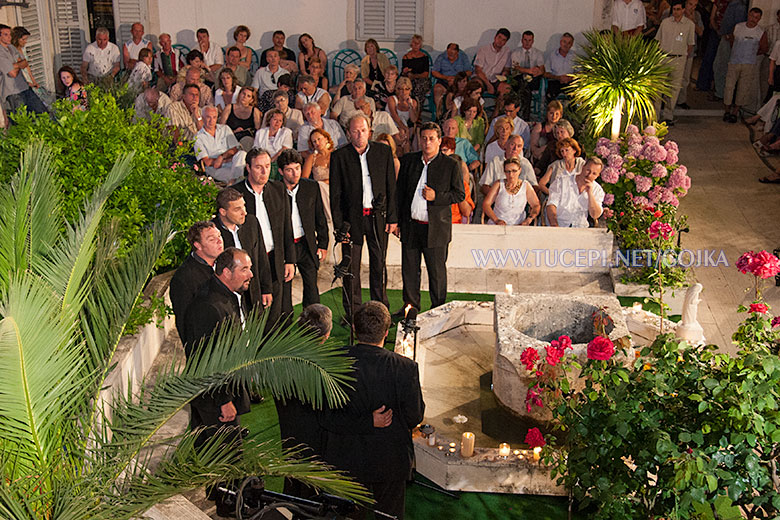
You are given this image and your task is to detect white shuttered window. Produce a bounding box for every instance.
[114,0,146,52]
[356,0,423,42]
[53,0,86,70]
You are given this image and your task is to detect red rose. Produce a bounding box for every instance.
[751,250,780,279]
[525,427,546,448]
[736,251,754,274]
[525,386,543,412]
[520,347,539,371]
[587,336,615,361]
[749,303,769,314]
[558,335,572,350]
[545,345,563,366]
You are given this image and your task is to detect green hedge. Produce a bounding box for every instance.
[0,87,217,271]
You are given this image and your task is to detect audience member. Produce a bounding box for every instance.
[218,86,261,151]
[261,30,297,68]
[331,77,376,127]
[232,25,253,73]
[0,24,47,116]
[535,118,575,175]
[332,63,359,101]
[251,49,289,95]
[329,114,397,322]
[723,7,766,123]
[272,89,303,140]
[80,27,120,82]
[307,56,328,91]
[180,49,211,84]
[443,71,469,118]
[454,97,486,152]
[547,156,605,227]
[511,30,545,119]
[485,93,531,149]
[354,97,399,141]
[297,33,327,75]
[361,38,390,89]
[254,108,293,161]
[279,149,329,309]
[474,28,512,95]
[482,157,541,225]
[375,132,401,178]
[386,76,419,154]
[169,65,214,107]
[258,73,295,114]
[440,137,475,223]
[298,102,346,154]
[544,32,576,101]
[612,0,647,36]
[214,67,242,111]
[480,135,537,196]
[163,83,203,140]
[221,46,248,87]
[231,148,296,332]
[538,137,585,195]
[133,86,170,122]
[57,66,87,109]
[302,127,334,221]
[451,80,486,121]
[441,117,481,172]
[655,0,696,124]
[194,105,247,183]
[10,27,39,90]
[122,22,152,70]
[530,99,564,160]
[320,301,424,520]
[432,43,472,115]
[195,28,223,80]
[401,34,431,106]
[127,47,153,90]
[484,115,514,164]
[155,33,183,90]
[295,73,331,115]
[370,64,399,111]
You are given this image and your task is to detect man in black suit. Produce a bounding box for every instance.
[320,301,424,520]
[169,221,224,347]
[231,148,296,331]
[396,122,464,312]
[330,113,397,323]
[212,188,274,312]
[277,149,329,310]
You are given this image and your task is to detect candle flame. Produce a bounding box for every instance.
[404,304,412,318]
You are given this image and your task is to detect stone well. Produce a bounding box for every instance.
[493,293,632,422]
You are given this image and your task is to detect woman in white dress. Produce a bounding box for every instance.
[482,157,540,226]
[253,108,293,162]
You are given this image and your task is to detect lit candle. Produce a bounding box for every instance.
[498,443,511,457]
[448,447,457,454]
[461,432,475,458]
[449,442,456,449]
[533,446,542,461]
[513,449,520,456]
[505,284,513,294]
[632,302,642,311]
[437,445,444,451]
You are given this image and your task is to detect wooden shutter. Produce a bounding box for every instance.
[53,0,87,70]
[356,0,423,42]
[113,0,146,53]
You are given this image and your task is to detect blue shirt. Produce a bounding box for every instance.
[432,51,472,77]
[455,137,479,164]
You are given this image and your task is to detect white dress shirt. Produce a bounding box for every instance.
[287,184,305,240]
[547,176,605,228]
[245,181,275,252]
[359,145,374,209]
[410,157,431,222]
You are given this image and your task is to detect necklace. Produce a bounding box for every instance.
[505,180,521,194]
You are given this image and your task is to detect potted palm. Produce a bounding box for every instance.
[0,144,367,519]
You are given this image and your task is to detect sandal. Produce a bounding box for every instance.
[759,175,780,184]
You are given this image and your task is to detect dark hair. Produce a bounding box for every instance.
[364,38,380,54]
[441,136,457,150]
[186,221,217,247]
[183,83,201,96]
[57,65,83,92]
[215,247,246,275]
[562,32,574,40]
[196,28,209,36]
[216,187,243,211]
[226,45,240,56]
[186,49,204,64]
[460,97,480,117]
[245,147,271,171]
[446,42,460,51]
[233,25,250,41]
[555,137,582,157]
[503,92,521,109]
[496,28,511,39]
[298,33,316,54]
[448,71,470,95]
[298,303,333,339]
[420,121,442,138]
[298,74,315,87]
[11,26,30,47]
[522,30,535,38]
[749,7,762,15]
[273,30,285,38]
[353,301,391,344]
[273,89,289,101]
[138,47,153,60]
[277,148,303,171]
[277,73,293,88]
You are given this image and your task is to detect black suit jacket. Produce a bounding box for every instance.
[213,214,273,309]
[396,151,464,248]
[320,343,425,484]
[182,276,251,424]
[231,178,296,279]
[169,253,214,347]
[329,141,397,244]
[288,178,329,265]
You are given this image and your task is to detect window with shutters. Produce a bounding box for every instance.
[113,0,146,51]
[54,0,87,70]
[356,0,423,42]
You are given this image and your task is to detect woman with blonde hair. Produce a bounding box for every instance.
[308,56,328,91]
[302,127,335,221]
[530,99,564,160]
[386,76,419,154]
[482,157,540,226]
[483,115,514,164]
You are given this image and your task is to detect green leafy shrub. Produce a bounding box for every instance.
[0,86,217,272]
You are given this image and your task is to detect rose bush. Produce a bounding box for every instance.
[586,336,615,361]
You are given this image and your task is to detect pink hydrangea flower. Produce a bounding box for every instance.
[644,144,668,162]
[666,150,679,165]
[628,134,643,146]
[627,144,643,158]
[634,175,652,193]
[595,145,612,158]
[667,170,691,193]
[603,193,615,206]
[648,186,663,204]
[601,166,620,184]
[608,154,624,169]
[596,137,611,147]
[633,196,653,209]
[664,140,679,153]
[644,125,657,135]
[651,164,668,178]
[660,188,680,207]
[626,124,640,135]
[625,171,636,180]
[643,135,661,146]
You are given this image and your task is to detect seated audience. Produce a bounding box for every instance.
[301,127,334,221]
[375,132,401,178]
[331,63,359,101]
[195,28,223,81]
[455,97,486,152]
[444,71,469,119]
[178,49,211,84]
[253,108,293,161]
[261,30,297,68]
[370,64,398,110]
[401,34,431,106]
[162,83,203,140]
[441,136,475,223]
[530,100,564,161]
[451,80,486,118]
[485,93,531,149]
[251,49,288,95]
[57,66,88,109]
[544,32,576,101]
[361,38,390,89]
[442,117,481,172]
[546,156,605,227]
[535,119,575,176]
[480,135,537,196]
[484,115,514,165]
[297,102,346,154]
[258,73,295,114]
[510,30,546,120]
[134,86,170,122]
[297,33,327,75]
[386,76,419,154]
[194,105,246,183]
[482,157,541,225]
[474,28,512,96]
[169,65,213,107]
[232,25,253,73]
[432,43,472,115]
[331,77,376,127]
[221,46,248,87]
[122,22,152,70]
[80,27,120,82]
[538,137,584,196]
[218,86,261,150]
[308,56,328,91]
[214,68,242,111]
[127,47,153,90]
[154,33,183,90]
[295,74,331,116]
[273,89,304,140]
[354,97,399,141]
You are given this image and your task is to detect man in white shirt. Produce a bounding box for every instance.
[474,28,512,96]
[297,102,347,155]
[612,0,647,36]
[81,27,120,82]
[511,30,545,120]
[724,7,768,123]
[331,78,376,128]
[196,28,223,79]
[547,157,605,228]
[123,22,153,70]
[480,135,537,197]
[544,32,576,101]
[655,1,696,124]
[251,49,288,95]
[194,106,247,183]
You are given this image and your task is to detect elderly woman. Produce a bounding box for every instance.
[386,76,419,154]
[332,63,359,102]
[371,64,399,111]
[538,137,584,196]
[484,115,514,165]
[219,86,262,151]
[254,108,293,162]
[401,34,431,107]
[214,68,241,111]
[482,157,540,226]
[361,38,390,89]
[546,156,605,228]
[530,100,564,161]
[302,127,334,222]
[455,97,486,152]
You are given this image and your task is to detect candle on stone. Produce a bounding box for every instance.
[437,445,444,451]
[505,284,513,294]
[513,449,520,456]
[633,302,642,311]
[533,446,542,461]
[448,447,457,454]
[498,443,511,457]
[461,432,475,458]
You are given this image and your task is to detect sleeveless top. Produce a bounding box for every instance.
[493,180,527,225]
[226,104,255,141]
[387,95,410,125]
[311,164,330,182]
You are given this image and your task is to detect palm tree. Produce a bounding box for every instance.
[568,30,673,140]
[0,143,368,519]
